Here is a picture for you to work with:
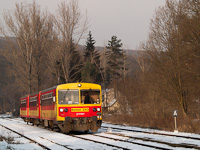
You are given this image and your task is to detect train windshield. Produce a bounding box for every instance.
[58,90,79,104]
[81,90,100,104]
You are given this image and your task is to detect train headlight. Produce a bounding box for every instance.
[64,108,68,112]
[93,108,97,112]
[60,108,64,112]
[78,83,82,87]
[97,108,101,112]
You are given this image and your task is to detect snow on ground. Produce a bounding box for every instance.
[0,125,43,150]
[120,131,200,147]
[0,118,116,150]
[95,132,175,150]
[0,117,200,150]
[0,114,12,118]
[103,122,200,138]
[75,134,156,150]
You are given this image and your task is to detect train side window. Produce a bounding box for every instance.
[29,96,37,107]
[41,92,54,106]
[21,99,27,107]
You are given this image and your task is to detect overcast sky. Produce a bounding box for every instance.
[0,0,166,49]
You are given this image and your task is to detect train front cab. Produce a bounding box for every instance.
[56,83,102,133]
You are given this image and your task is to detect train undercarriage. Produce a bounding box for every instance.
[22,117,102,133]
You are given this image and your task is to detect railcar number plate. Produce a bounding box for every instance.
[71,108,89,112]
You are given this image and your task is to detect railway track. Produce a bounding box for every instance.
[0,123,51,150]
[101,125,200,141]
[73,133,174,150]
[1,118,200,150]
[98,132,200,149]
[70,134,133,150]
[8,118,155,149]
[101,125,200,149]
[0,118,129,149]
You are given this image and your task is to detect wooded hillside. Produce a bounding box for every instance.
[0,0,199,133]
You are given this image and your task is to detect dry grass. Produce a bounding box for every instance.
[105,79,200,134]
[0,135,14,143]
[103,112,200,133]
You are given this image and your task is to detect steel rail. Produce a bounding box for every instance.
[100,132,200,149]
[101,125,200,140]
[0,123,51,150]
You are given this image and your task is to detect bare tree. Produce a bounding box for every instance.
[142,0,200,116]
[0,1,55,93]
[47,0,88,83]
[133,51,151,75]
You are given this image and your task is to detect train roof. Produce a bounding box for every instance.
[41,85,58,93]
[20,95,29,99]
[20,83,101,98]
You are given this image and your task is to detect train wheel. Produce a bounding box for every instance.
[49,121,54,130]
[44,120,48,127]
